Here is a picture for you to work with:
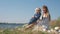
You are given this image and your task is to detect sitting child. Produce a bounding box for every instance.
[25,8,41,30]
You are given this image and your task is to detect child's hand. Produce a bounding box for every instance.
[32,16,37,18]
[32,16,35,18]
[35,16,37,18]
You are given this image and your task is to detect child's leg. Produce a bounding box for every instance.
[25,24,34,30]
[25,22,36,30]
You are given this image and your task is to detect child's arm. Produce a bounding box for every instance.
[32,16,35,18]
[32,13,38,18]
[32,14,36,18]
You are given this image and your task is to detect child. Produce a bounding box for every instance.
[25,8,41,30]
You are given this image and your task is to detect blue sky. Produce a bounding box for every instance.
[0,0,60,23]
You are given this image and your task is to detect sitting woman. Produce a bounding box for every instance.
[41,5,51,30]
[33,5,51,31]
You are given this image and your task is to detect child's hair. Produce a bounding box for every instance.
[35,8,41,11]
[35,8,41,13]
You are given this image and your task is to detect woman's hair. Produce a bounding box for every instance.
[42,5,51,21]
[43,5,49,13]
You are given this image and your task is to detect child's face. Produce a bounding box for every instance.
[35,10,41,13]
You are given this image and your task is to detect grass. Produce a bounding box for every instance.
[0,17,60,34]
[0,28,49,34]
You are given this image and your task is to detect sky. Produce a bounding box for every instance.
[0,0,60,23]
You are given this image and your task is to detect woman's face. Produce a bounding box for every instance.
[42,8,47,13]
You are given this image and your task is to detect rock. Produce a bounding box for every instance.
[58,29,60,33]
[54,27,59,30]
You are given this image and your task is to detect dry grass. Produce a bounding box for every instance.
[0,17,60,34]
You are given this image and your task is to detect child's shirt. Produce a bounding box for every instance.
[34,13,41,19]
[28,13,41,25]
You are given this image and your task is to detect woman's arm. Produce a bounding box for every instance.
[49,14,51,21]
[47,13,51,21]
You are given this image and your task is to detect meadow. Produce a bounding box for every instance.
[0,17,60,34]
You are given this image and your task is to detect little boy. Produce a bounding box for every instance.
[25,8,41,30]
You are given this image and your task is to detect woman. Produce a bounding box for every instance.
[32,5,51,31]
[40,5,51,30]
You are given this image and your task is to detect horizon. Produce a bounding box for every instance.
[0,0,60,23]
